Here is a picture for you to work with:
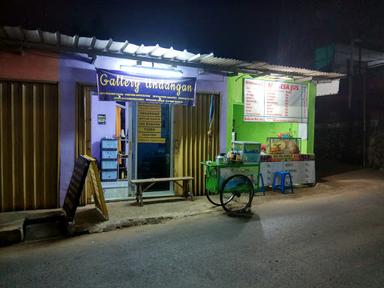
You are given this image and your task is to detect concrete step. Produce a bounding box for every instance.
[0,222,24,246]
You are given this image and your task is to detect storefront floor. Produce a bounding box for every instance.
[102,180,132,201]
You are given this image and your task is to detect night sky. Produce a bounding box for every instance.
[1,0,384,66]
[0,0,282,62]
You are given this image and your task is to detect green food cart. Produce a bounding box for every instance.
[201,161,261,212]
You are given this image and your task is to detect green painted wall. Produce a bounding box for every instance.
[226,74,316,154]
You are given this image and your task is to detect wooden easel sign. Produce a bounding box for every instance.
[63,155,109,222]
[82,155,109,220]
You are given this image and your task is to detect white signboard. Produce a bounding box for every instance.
[244,79,308,123]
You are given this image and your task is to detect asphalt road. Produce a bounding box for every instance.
[1,178,384,288]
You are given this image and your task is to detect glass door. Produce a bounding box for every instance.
[133,103,174,196]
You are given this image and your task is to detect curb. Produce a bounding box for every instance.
[70,208,220,235]
[0,227,24,247]
[0,207,219,246]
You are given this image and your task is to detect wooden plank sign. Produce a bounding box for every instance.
[63,155,109,222]
[83,155,109,220]
[63,156,90,222]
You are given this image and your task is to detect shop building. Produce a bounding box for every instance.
[0,26,343,212]
[227,73,317,186]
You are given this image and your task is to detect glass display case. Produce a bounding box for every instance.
[267,137,301,161]
[231,141,261,163]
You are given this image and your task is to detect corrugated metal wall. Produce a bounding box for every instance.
[0,80,59,212]
[174,93,220,195]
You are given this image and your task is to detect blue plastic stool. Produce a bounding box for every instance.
[272,171,293,194]
[258,173,266,195]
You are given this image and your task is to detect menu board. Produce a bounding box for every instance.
[244,79,308,123]
[63,155,109,222]
[138,103,165,143]
[63,156,90,222]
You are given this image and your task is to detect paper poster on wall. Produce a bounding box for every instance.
[298,123,308,140]
[244,79,308,123]
[138,103,165,143]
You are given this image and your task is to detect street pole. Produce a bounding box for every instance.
[362,64,367,168]
[348,40,354,109]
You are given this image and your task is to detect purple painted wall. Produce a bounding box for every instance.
[58,55,227,205]
[59,56,96,206]
[91,96,117,163]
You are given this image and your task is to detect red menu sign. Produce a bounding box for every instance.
[244,79,308,123]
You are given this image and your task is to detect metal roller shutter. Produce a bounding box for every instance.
[0,80,59,211]
[173,94,220,196]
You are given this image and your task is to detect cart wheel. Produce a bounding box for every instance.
[206,189,234,206]
[220,174,254,213]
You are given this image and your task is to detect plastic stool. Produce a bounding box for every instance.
[272,171,293,194]
[258,173,266,195]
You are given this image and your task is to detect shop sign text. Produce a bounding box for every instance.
[96,68,196,106]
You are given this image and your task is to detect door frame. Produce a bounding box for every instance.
[133,103,175,196]
[75,83,95,204]
[75,83,94,159]
[76,84,135,201]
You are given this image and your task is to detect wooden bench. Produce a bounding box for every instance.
[129,176,194,206]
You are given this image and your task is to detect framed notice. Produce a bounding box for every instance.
[244,79,308,123]
[138,103,165,143]
[97,114,106,124]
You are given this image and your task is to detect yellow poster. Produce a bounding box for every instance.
[138,116,162,122]
[138,103,165,144]
[138,104,159,109]
[138,132,161,138]
[138,137,166,144]
[138,127,161,133]
[139,121,161,128]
